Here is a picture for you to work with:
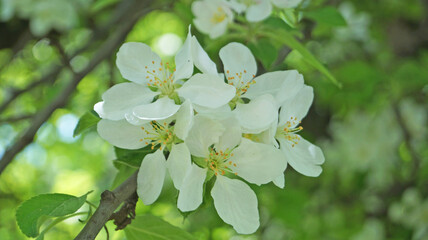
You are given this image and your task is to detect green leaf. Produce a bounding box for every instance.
[304,7,347,26]
[73,111,100,137]
[125,215,197,240]
[16,192,90,238]
[262,18,341,87]
[113,145,158,169]
[249,39,278,70]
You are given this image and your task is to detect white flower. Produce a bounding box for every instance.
[192,0,234,39]
[272,85,325,186]
[218,42,304,133]
[94,28,235,123]
[97,100,194,205]
[227,0,302,22]
[176,115,286,234]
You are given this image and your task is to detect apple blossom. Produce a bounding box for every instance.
[191,0,234,39]
[94,28,235,124]
[176,115,286,234]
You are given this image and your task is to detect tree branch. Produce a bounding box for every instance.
[0,0,154,174]
[75,172,138,240]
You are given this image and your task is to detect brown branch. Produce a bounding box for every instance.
[0,0,153,175]
[0,114,33,123]
[75,172,138,240]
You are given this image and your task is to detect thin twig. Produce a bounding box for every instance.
[0,0,151,174]
[74,172,138,240]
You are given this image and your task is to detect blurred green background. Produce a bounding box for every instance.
[0,0,427,239]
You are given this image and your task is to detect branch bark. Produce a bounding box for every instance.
[0,0,154,174]
[75,172,138,240]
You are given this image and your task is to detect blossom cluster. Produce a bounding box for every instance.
[192,0,302,38]
[94,28,324,234]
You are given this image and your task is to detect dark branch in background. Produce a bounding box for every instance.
[75,172,138,240]
[0,114,33,123]
[0,67,61,114]
[0,0,155,175]
[392,104,421,179]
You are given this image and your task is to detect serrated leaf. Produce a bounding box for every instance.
[304,7,347,26]
[124,215,196,240]
[73,111,100,137]
[249,39,278,70]
[16,192,90,237]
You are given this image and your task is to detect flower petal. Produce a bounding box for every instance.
[174,99,194,140]
[279,85,314,126]
[185,115,225,157]
[177,164,207,212]
[166,143,192,190]
[273,174,285,189]
[177,73,236,108]
[216,117,242,151]
[133,97,181,121]
[137,149,166,205]
[246,0,272,22]
[211,175,259,234]
[116,42,162,85]
[278,136,324,177]
[97,119,148,149]
[245,70,304,107]
[174,27,193,81]
[94,83,157,121]
[229,138,286,185]
[191,36,218,75]
[220,42,257,86]
[234,94,278,134]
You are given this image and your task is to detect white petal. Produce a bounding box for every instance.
[174,99,194,140]
[209,19,229,39]
[191,36,218,75]
[211,175,259,234]
[116,42,162,85]
[137,149,166,205]
[226,0,247,13]
[166,143,192,190]
[229,138,286,185]
[174,27,193,81]
[216,117,242,151]
[272,0,302,8]
[246,0,272,22]
[185,115,225,157]
[94,83,157,121]
[220,42,257,86]
[234,94,278,134]
[177,164,207,212]
[245,70,304,107]
[278,136,324,177]
[279,85,313,126]
[273,174,285,189]
[193,104,233,120]
[133,97,180,121]
[177,73,236,108]
[97,119,148,149]
[124,112,150,126]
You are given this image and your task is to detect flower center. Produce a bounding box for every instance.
[211,7,227,24]
[145,61,176,97]
[226,70,256,106]
[205,148,237,176]
[139,121,174,150]
[276,117,303,147]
